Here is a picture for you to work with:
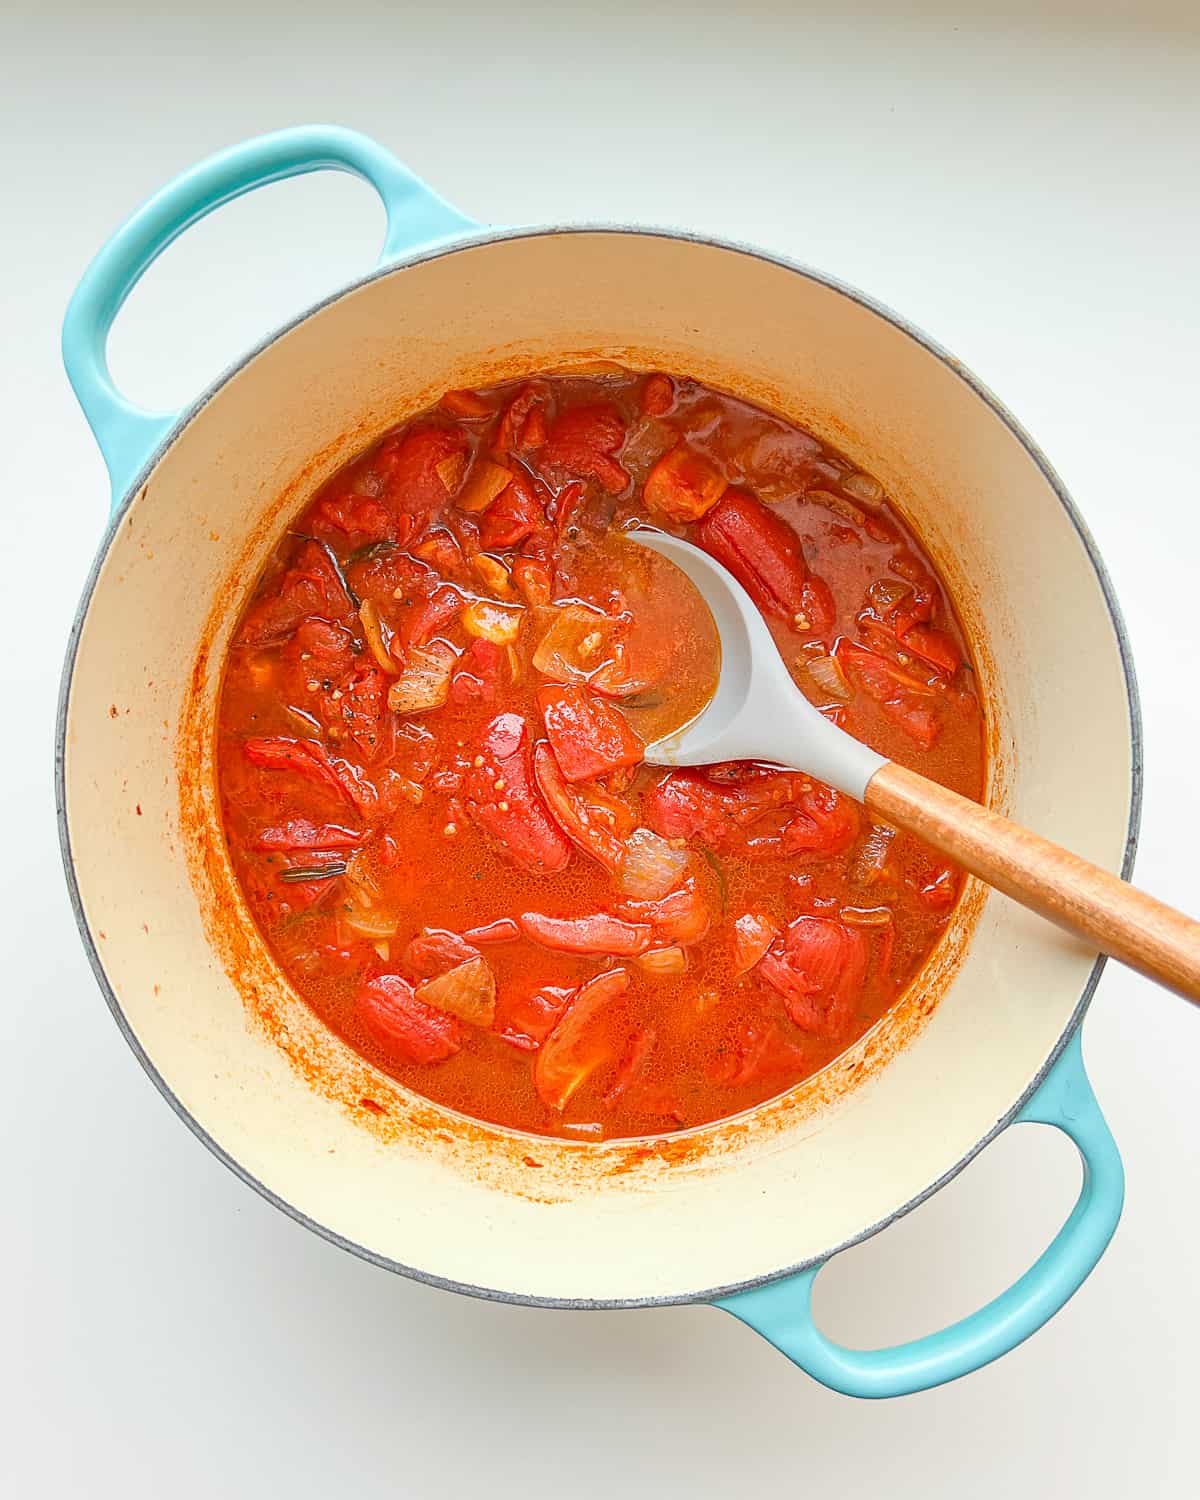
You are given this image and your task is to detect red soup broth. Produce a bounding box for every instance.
[216,372,984,1139]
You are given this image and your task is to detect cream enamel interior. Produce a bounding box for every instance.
[61,231,1134,1305]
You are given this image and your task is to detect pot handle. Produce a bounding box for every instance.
[716,1029,1123,1398]
[62,125,477,507]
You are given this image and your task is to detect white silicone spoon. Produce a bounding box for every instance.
[628,528,1200,1003]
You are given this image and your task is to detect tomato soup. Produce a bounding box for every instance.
[216,372,984,1139]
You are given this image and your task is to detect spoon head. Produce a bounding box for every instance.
[624,529,887,800]
[624,529,788,765]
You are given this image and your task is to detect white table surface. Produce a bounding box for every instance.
[4,1,1197,1494]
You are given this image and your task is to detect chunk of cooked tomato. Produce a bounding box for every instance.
[237,540,353,646]
[462,714,573,874]
[243,736,379,817]
[757,914,868,1041]
[899,623,961,677]
[616,869,714,947]
[643,442,727,522]
[518,910,652,956]
[697,489,833,633]
[449,638,504,705]
[639,374,675,418]
[357,973,463,1064]
[373,424,468,514]
[535,683,644,783]
[644,766,857,860]
[478,471,545,550]
[402,927,481,979]
[540,403,628,494]
[532,741,630,872]
[837,642,941,749]
[603,1025,657,1105]
[311,491,394,543]
[709,1017,809,1087]
[495,983,574,1052]
[533,968,629,1109]
[493,382,551,456]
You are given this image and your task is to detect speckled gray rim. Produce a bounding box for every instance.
[55,224,1143,1309]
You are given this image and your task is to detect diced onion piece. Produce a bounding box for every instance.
[470,553,515,597]
[731,910,780,976]
[415,956,496,1027]
[387,640,457,714]
[341,904,400,940]
[344,848,381,905]
[532,604,615,681]
[463,598,524,645]
[357,598,398,675]
[805,652,852,702]
[807,488,865,526]
[618,827,690,900]
[634,945,687,977]
[841,905,893,927]
[435,451,467,495]
[868,578,914,614]
[457,459,513,513]
[841,471,886,510]
[851,823,896,886]
[440,388,493,420]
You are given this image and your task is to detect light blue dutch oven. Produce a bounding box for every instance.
[58,126,1139,1399]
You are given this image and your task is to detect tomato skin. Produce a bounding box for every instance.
[237,540,353,646]
[697,489,833,632]
[462,714,573,874]
[709,1018,808,1087]
[243,736,377,816]
[900,623,961,676]
[536,683,644,783]
[252,819,362,852]
[357,974,462,1064]
[644,766,857,859]
[838,642,941,749]
[463,917,521,944]
[757,915,869,1040]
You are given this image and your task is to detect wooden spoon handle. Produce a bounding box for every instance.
[865,761,1200,1003]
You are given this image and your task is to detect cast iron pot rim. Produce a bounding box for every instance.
[55,222,1144,1310]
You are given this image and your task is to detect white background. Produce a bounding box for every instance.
[4,1,1197,1494]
